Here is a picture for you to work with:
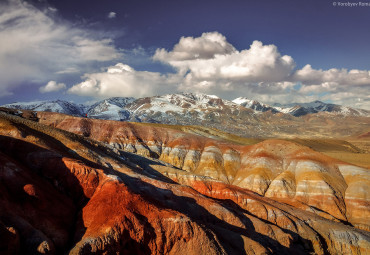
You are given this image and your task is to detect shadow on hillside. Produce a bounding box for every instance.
[87,145,318,254]
[118,150,179,183]
[103,145,320,254]
[0,135,88,254]
[0,126,318,254]
[108,169,317,255]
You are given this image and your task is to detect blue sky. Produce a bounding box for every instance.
[0,0,369,109]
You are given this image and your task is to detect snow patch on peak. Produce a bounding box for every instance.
[233,97,276,113]
[178,92,219,101]
[87,97,134,120]
[233,97,251,105]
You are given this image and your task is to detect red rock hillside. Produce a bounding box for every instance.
[0,110,369,254]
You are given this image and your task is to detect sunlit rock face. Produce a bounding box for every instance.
[38,112,370,231]
[0,110,369,254]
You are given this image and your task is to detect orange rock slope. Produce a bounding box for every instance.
[0,110,369,254]
[38,112,370,230]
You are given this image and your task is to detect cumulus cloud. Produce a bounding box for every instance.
[154,32,295,82]
[68,31,370,109]
[154,32,236,62]
[108,12,116,18]
[68,63,181,98]
[290,65,370,109]
[0,0,121,97]
[293,64,370,87]
[39,81,66,93]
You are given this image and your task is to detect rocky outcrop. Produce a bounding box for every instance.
[0,111,369,254]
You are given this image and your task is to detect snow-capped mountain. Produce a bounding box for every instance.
[1,98,135,120]
[2,93,369,123]
[125,92,248,123]
[1,100,85,116]
[272,100,370,117]
[87,97,135,120]
[232,97,278,113]
[231,98,370,117]
[3,93,370,138]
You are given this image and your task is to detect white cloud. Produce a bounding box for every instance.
[321,90,370,110]
[0,0,121,97]
[48,7,57,12]
[108,12,116,19]
[290,64,370,109]
[68,63,181,98]
[68,31,370,110]
[153,32,236,62]
[55,67,79,74]
[293,64,370,86]
[39,81,66,93]
[154,32,295,81]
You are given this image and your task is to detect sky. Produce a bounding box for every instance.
[0,0,370,109]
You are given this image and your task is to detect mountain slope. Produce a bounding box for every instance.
[38,111,370,231]
[86,97,135,120]
[0,110,369,254]
[231,98,370,117]
[272,100,370,117]
[124,92,253,123]
[2,100,85,116]
[233,97,278,113]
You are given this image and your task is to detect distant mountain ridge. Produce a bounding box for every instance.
[233,97,370,117]
[2,93,370,138]
[272,100,369,117]
[3,93,368,118]
[2,93,370,121]
[3,99,85,116]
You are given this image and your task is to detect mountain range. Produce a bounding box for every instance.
[3,93,369,119]
[2,93,370,138]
